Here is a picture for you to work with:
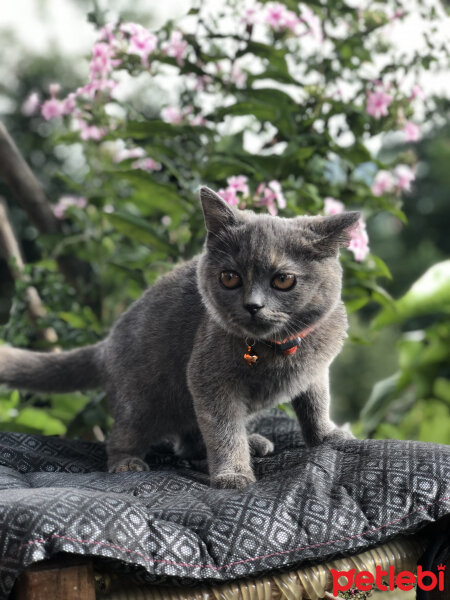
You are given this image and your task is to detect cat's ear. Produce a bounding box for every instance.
[306,212,360,256]
[200,187,238,234]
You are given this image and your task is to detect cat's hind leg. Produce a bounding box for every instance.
[107,423,150,472]
[248,433,274,456]
[106,394,154,473]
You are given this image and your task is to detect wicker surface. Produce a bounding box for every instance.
[97,535,427,599]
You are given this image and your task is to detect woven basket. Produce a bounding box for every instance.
[96,534,426,599]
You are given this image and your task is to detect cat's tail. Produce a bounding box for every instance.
[0,342,104,393]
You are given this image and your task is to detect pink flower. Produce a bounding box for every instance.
[161,106,184,124]
[264,3,285,28]
[403,121,420,142]
[227,175,249,196]
[264,3,299,32]
[366,89,393,119]
[189,114,207,126]
[218,187,239,206]
[324,197,344,215]
[131,157,162,171]
[98,23,116,44]
[53,196,87,219]
[242,5,261,26]
[299,5,322,40]
[49,83,61,98]
[194,75,212,91]
[41,83,65,120]
[21,92,40,116]
[90,43,116,79]
[41,98,64,120]
[268,180,286,209]
[62,93,77,115]
[114,147,146,163]
[323,199,369,261]
[371,170,395,196]
[394,164,415,192]
[409,84,425,101]
[76,119,106,141]
[348,218,370,262]
[121,23,157,65]
[230,63,247,88]
[164,31,188,66]
[255,181,285,215]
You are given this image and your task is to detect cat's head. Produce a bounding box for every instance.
[197,187,359,341]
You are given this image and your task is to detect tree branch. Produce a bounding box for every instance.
[0,197,58,347]
[0,122,60,233]
[0,122,98,311]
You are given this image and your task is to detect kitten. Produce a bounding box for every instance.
[0,187,359,489]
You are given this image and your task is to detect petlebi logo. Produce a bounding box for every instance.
[331,564,446,595]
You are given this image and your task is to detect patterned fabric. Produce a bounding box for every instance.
[0,410,449,599]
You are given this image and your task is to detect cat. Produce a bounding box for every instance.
[0,187,359,489]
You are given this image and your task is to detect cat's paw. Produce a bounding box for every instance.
[211,470,256,490]
[323,428,355,444]
[109,457,149,473]
[248,433,274,457]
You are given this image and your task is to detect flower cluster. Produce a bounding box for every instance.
[162,30,188,66]
[52,195,87,220]
[366,82,424,142]
[30,22,190,143]
[403,121,420,142]
[324,198,370,262]
[243,2,321,39]
[218,176,250,207]
[254,181,286,216]
[120,22,157,65]
[218,175,286,216]
[371,165,415,196]
[161,105,206,126]
[217,175,287,216]
[113,146,161,171]
[366,87,393,119]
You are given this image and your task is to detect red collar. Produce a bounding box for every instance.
[243,325,316,366]
[267,325,315,356]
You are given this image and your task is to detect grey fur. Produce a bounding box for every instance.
[0,187,359,489]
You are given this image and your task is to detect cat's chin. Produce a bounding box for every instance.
[236,320,279,339]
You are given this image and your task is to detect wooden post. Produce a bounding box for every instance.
[15,560,96,600]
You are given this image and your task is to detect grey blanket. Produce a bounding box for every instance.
[0,410,449,599]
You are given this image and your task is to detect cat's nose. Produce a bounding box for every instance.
[245,303,264,315]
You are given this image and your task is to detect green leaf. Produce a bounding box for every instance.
[117,170,185,218]
[345,296,370,313]
[373,260,450,328]
[240,41,295,83]
[360,372,401,434]
[106,211,176,255]
[14,407,66,435]
[371,255,392,280]
[434,378,450,404]
[119,120,210,140]
[58,312,87,329]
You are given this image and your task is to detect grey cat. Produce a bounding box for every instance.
[0,187,359,489]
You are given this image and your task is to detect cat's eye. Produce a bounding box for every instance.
[220,271,242,289]
[272,273,296,291]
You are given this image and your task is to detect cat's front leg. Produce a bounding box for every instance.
[191,394,255,490]
[292,372,353,446]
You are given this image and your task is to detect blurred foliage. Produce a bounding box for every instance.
[0,0,449,441]
[354,262,450,443]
